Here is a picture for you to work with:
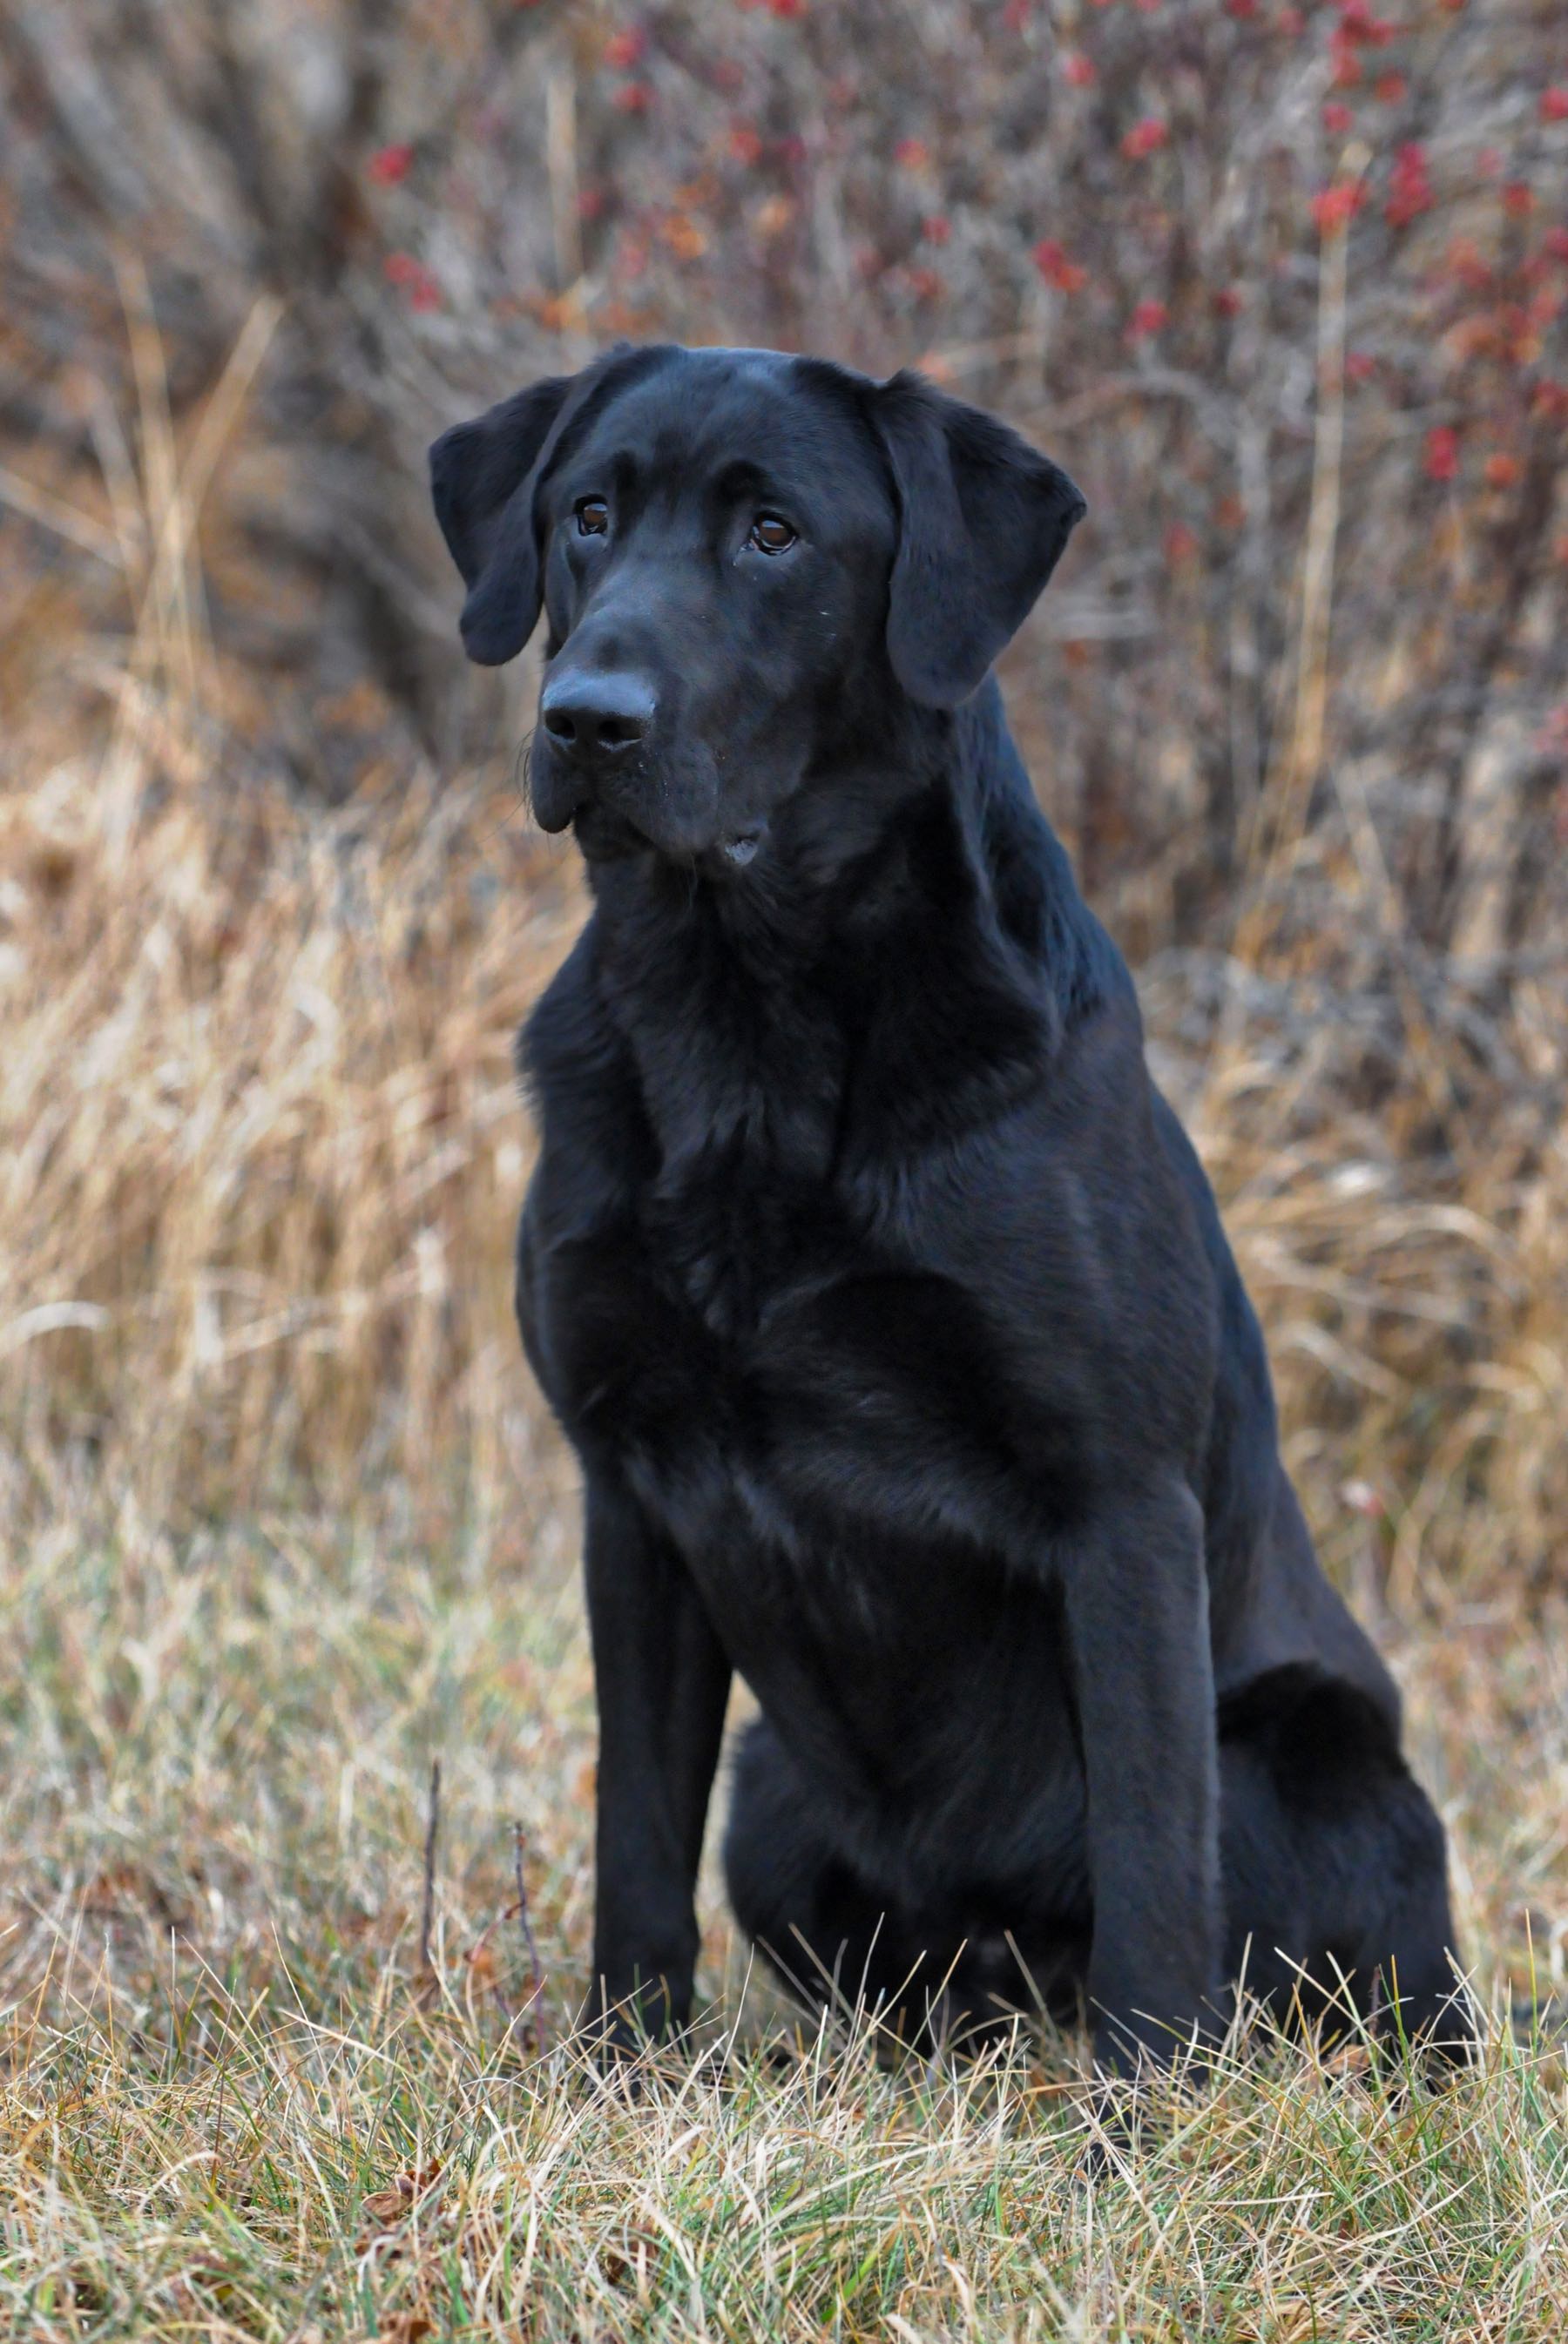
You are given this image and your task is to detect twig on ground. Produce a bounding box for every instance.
[513,1820,548,2051]
[418,1758,441,1986]
[211,2063,227,2191]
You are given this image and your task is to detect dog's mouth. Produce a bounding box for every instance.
[571,803,766,876]
[569,803,645,863]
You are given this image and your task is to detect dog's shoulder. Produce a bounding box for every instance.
[961,678,1128,1025]
[519,920,625,1111]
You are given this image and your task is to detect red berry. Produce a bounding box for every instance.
[1312,184,1364,233]
[368,142,414,186]
[1033,239,1086,292]
[1121,117,1169,160]
[1424,425,1459,483]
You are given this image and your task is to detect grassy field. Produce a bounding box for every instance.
[5,1488,1568,2341]
[5,1292,1568,2344]
[3,332,1568,2338]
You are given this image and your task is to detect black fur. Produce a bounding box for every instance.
[429,344,1469,2074]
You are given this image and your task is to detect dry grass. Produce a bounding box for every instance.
[3,320,1568,2337]
[4,1457,1568,2339]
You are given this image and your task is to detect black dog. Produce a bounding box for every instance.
[430,344,1469,2074]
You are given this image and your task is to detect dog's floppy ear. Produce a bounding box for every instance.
[429,376,571,665]
[429,348,639,665]
[870,371,1086,707]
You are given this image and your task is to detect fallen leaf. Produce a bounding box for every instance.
[368,2316,431,2344]
[362,2165,442,2228]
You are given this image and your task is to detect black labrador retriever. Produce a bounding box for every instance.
[430,343,1469,2074]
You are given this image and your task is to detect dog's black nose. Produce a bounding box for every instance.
[539,672,656,763]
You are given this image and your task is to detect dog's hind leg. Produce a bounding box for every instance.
[724,1715,1086,2050]
[1218,1665,1472,2063]
[722,1715,929,2030]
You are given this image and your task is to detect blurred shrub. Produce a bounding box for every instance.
[4,0,1566,941]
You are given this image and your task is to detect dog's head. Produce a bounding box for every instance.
[430,345,1084,873]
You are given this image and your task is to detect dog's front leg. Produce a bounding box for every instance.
[580,1468,732,2048]
[1064,1479,1221,2077]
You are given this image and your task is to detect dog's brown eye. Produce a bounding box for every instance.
[576,496,610,537]
[749,513,796,555]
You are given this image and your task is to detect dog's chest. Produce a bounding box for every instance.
[541,1159,1086,1584]
[530,1086,1090,1854]
[558,1186,1087,1857]
[638,1147,822,1345]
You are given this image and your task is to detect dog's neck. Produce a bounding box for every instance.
[580,678,1118,1190]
